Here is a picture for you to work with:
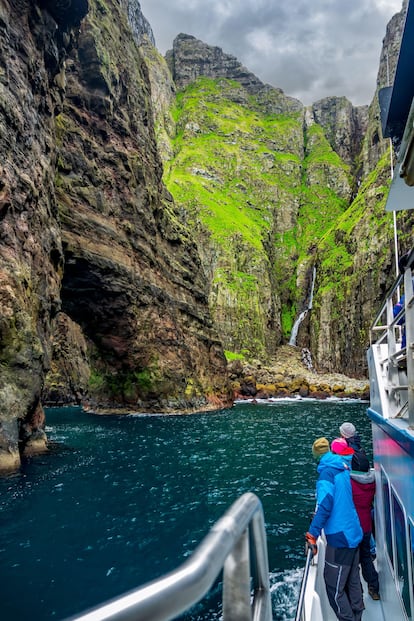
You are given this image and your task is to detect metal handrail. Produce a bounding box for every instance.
[369,261,414,426]
[370,248,414,341]
[370,274,403,339]
[66,492,272,621]
[294,547,313,621]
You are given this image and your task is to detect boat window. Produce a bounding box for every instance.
[380,468,393,570]
[392,492,412,619]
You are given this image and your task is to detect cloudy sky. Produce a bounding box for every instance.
[139,0,403,106]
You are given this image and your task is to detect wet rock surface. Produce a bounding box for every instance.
[229,346,370,401]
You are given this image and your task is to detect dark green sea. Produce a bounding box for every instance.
[0,399,371,621]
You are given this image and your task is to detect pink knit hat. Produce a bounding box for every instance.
[331,437,354,456]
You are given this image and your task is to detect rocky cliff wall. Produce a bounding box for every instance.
[52,0,232,413]
[309,97,368,173]
[0,0,232,472]
[166,33,304,115]
[0,0,88,470]
[360,1,407,178]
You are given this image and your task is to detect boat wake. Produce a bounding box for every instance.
[270,567,303,620]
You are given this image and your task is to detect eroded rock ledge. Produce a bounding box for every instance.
[229,346,370,401]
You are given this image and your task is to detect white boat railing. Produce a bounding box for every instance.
[66,492,272,621]
[294,548,313,621]
[369,249,414,426]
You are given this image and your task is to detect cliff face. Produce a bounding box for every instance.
[360,1,407,178]
[310,97,368,172]
[151,8,413,377]
[120,0,155,47]
[0,0,88,470]
[0,0,232,471]
[53,0,232,413]
[166,33,304,113]
[157,34,369,362]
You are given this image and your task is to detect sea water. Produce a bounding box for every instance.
[0,399,371,620]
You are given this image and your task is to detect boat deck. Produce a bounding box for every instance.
[321,577,384,621]
[360,577,384,621]
[304,539,385,621]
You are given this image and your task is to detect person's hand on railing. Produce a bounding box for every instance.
[305,532,317,556]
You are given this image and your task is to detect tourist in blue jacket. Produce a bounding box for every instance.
[305,437,364,621]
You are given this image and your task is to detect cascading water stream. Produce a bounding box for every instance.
[288,267,316,346]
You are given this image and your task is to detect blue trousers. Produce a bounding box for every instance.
[324,544,364,621]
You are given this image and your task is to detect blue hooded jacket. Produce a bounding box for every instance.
[309,451,363,548]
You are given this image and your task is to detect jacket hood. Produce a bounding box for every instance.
[317,451,348,474]
[350,469,375,484]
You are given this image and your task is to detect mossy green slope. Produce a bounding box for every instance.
[163,77,351,356]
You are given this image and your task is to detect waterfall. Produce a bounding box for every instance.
[288,310,307,346]
[289,267,316,346]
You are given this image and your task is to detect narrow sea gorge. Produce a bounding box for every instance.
[0,400,371,620]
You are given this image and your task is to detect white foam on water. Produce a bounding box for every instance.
[270,566,303,621]
[235,396,368,404]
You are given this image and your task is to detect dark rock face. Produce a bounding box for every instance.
[43,313,90,405]
[361,1,407,177]
[120,0,155,47]
[167,33,303,114]
[54,0,232,414]
[38,0,89,28]
[310,97,368,171]
[0,0,232,471]
[0,0,88,470]
[166,33,264,93]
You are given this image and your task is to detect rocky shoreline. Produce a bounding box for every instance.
[44,344,370,414]
[228,345,370,401]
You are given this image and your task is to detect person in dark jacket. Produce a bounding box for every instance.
[340,422,363,452]
[306,437,364,621]
[350,451,380,601]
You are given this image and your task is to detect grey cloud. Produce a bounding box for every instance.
[139,0,403,106]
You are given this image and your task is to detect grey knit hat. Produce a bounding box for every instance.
[340,422,356,439]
